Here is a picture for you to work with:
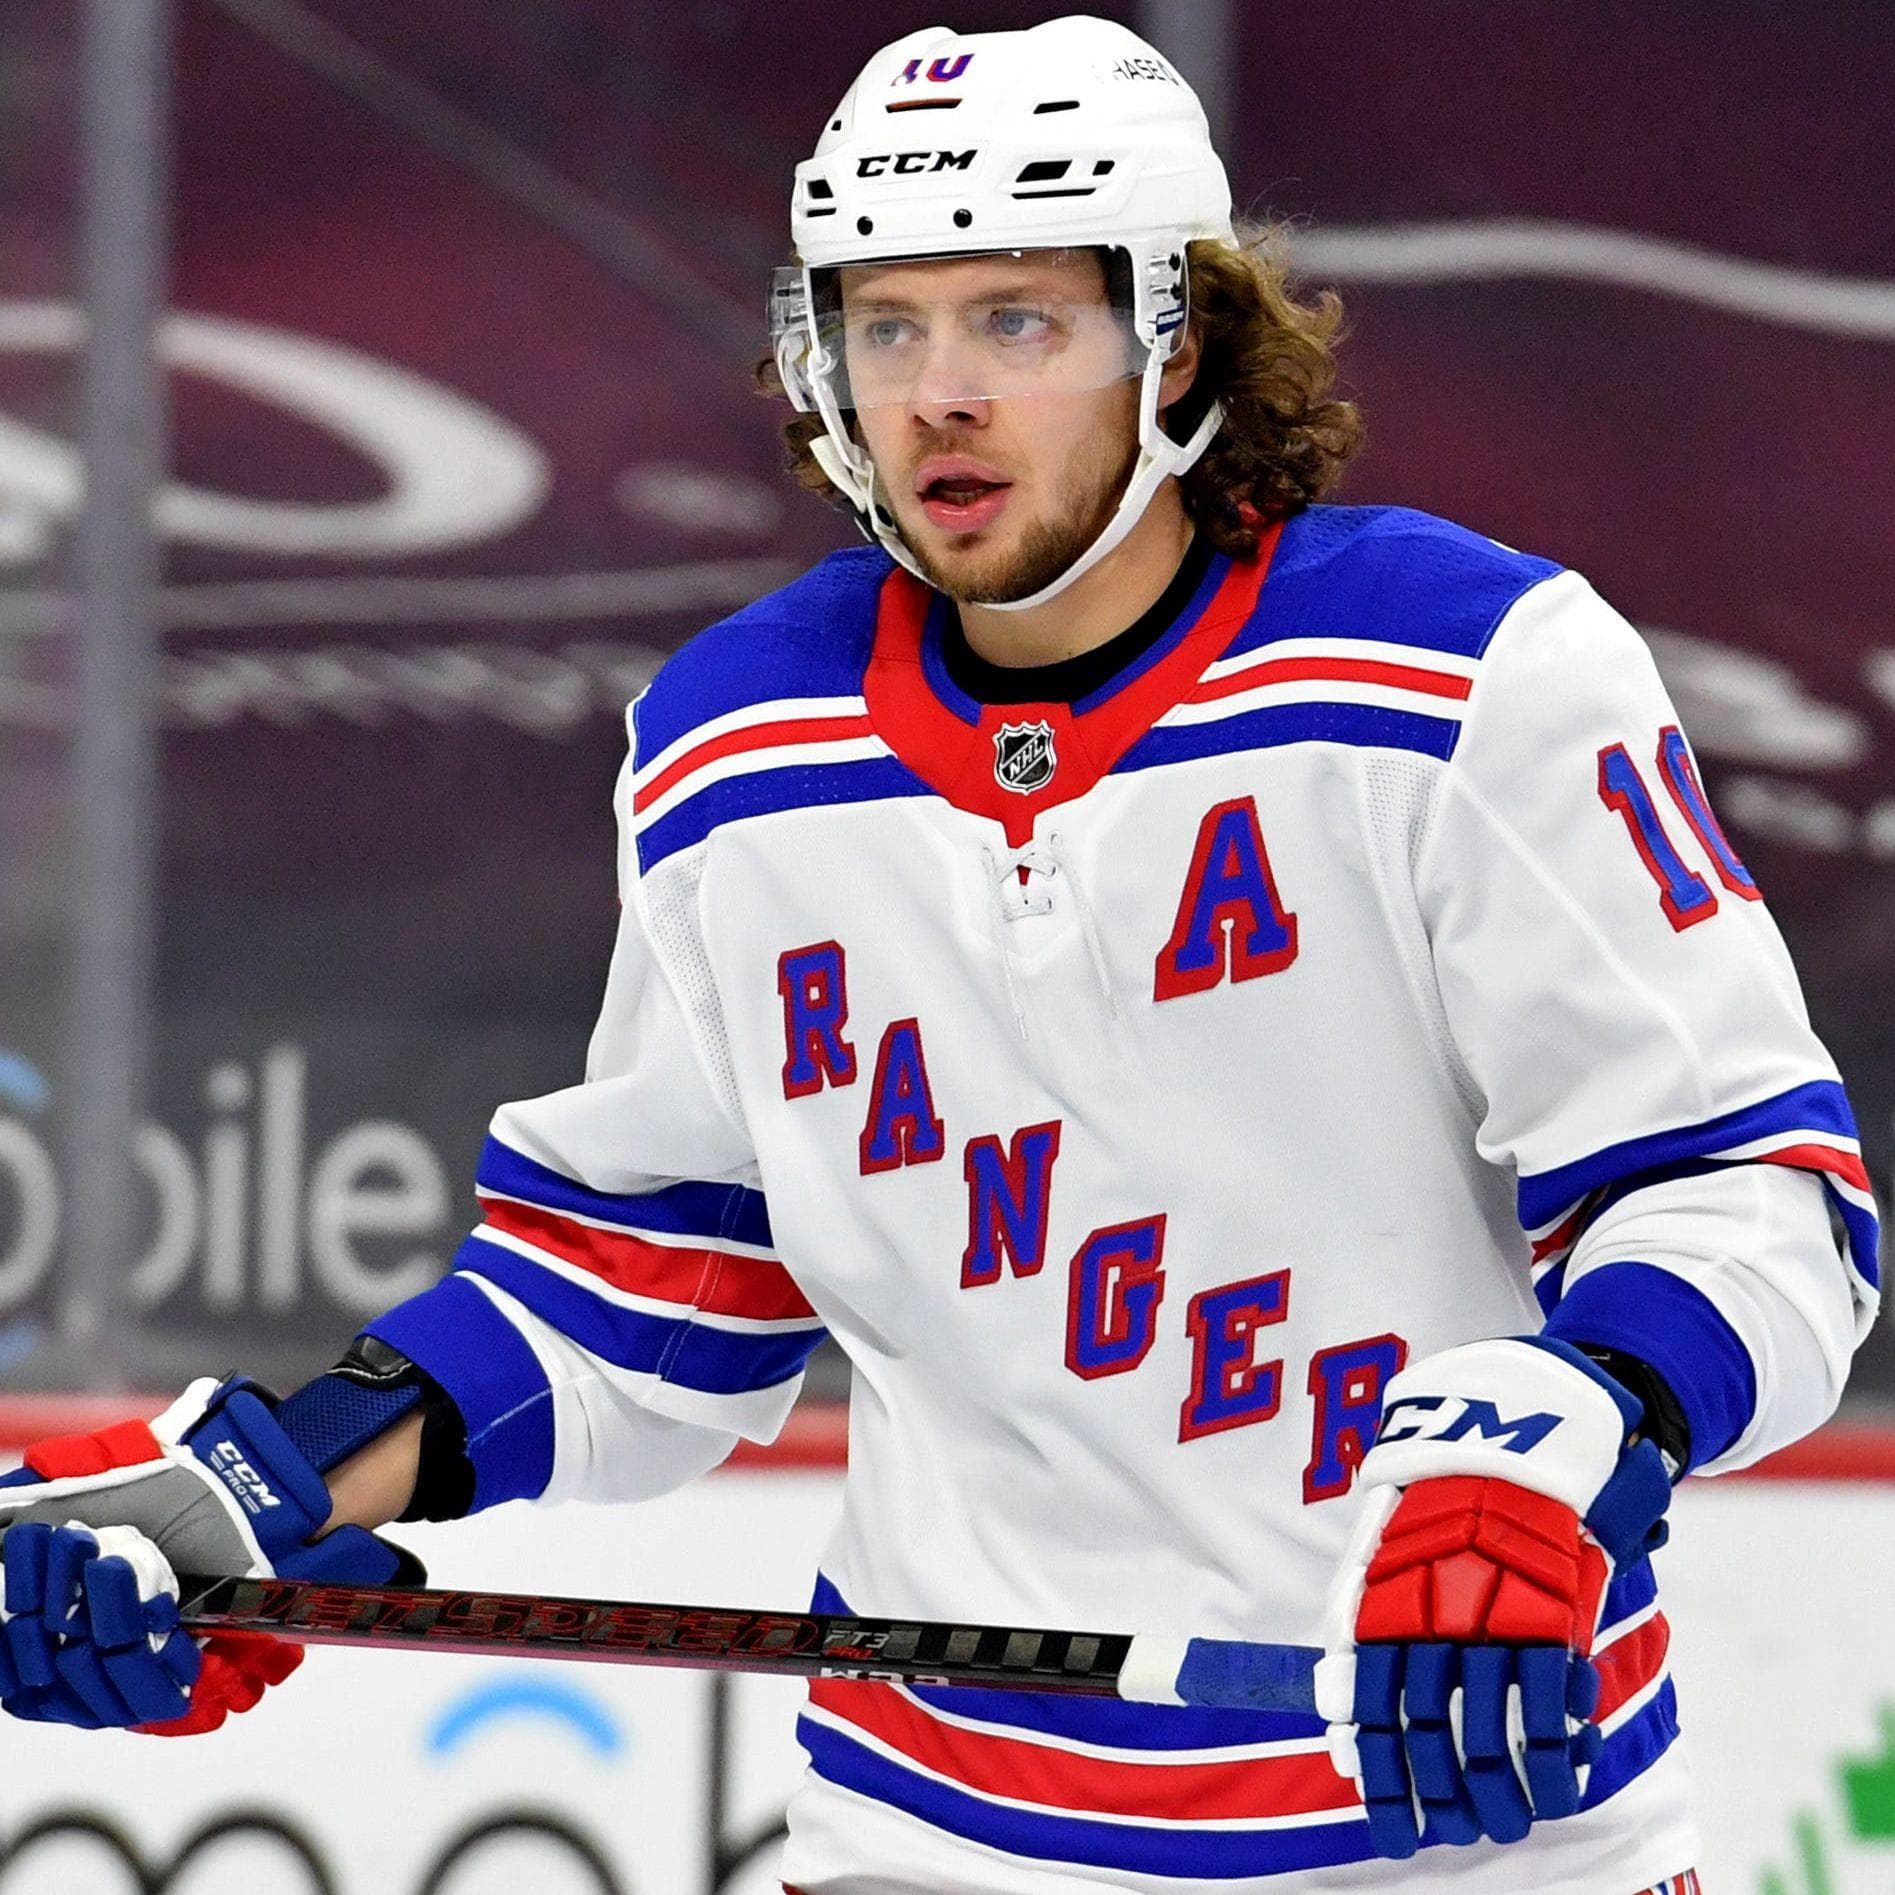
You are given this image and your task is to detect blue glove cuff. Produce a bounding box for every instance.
[1509,1336,1670,1564]
[275,1353,427,1476]
[181,1381,335,1566]
[1583,1438,1672,1567]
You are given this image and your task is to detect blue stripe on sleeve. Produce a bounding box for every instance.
[796,1716,1374,1878]
[1116,701,1462,776]
[1533,1259,1569,1318]
[797,1686,1676,1877]
[1542,1260,1758,1468]
[1536,1164,1724,1317]
[627,546,887,765]
[1835,1192,1883,1296]
[798,1689,1677,1875]
[1580,1678,1679,1811]
[1600,1554,1657,1631]
[365,1273,555,1510]
[462,1237,824,1396]
[635,756,932,873]
[1517,1081,1859,1232]
[477,1137,773,1250]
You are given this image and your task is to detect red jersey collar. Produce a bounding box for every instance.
[863,523,1282,846]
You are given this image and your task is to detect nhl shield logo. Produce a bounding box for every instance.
[994,719,1057,794]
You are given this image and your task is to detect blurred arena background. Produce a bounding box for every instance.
[0,2,1891,1889]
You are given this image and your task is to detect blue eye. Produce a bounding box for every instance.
[863,317,910,349]
[990,307,1052,342]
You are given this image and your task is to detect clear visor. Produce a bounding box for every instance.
[778,248,1144,413]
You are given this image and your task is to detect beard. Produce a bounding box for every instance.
[897,421,1139,606]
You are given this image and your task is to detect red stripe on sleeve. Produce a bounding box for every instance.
[1530,1200,1593,1263]
[478,1196,817,1322]
[1754,1143,1874,1194]
[1194,655,1474,705]
[634,714,874,813]
[806,1678,1357,1822]
[1592,1610,1670,1723]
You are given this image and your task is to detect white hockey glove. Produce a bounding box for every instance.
[1315,1337,1672,1859]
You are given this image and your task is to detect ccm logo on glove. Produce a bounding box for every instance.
[205,1438,281,1514]
[1377,1395,1562,1456]
[1317,1338,1675,1860]
[0,1376,424,1736]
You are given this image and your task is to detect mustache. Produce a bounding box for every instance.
[903,449,1013,482]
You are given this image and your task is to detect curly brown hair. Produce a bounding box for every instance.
[755,221,1363,559]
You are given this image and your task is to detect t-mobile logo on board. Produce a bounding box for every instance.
[0,1044,452,1318]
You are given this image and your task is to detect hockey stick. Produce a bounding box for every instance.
[178,1572,1323,1714]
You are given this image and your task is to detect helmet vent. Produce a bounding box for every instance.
[1012,155,1096,200]
[1033,99,1080,114]
[807,178,834,199]
[1011,158,1096,201]
[886,96,962,112]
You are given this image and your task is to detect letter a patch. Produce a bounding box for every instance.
[1154,797,1298,1001]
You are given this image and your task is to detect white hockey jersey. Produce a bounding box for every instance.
[372,505,1878,1893]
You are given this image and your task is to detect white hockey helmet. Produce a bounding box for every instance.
[770,15,1235,610]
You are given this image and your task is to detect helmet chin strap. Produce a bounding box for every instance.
[978,376,1224,615]
[886,351,1224,616]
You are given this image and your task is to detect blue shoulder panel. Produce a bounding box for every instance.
[631,545,894,768]
[1232,505,1564,661]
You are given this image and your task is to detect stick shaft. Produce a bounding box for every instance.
[180,1573,1130,1693]
[178,1574,1320,1712]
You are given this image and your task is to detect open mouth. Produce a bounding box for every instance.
[917,470,1013,535]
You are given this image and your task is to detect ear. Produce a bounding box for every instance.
[1156,320,1204,421]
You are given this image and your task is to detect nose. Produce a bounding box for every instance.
[905,328,991,429]
[909,390,991,430]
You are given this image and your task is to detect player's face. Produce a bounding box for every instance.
[839,250,1143,605]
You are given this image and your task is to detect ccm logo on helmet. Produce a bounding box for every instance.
[856,150,977,178]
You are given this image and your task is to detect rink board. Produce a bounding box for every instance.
[0,1454,1891,1892]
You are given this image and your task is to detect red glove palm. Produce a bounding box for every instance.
[138,1634,305,1737]
[1354,1476,1609,1653]
[1316,1338,1671,1861]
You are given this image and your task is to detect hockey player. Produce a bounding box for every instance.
[0,17,1876,1893]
